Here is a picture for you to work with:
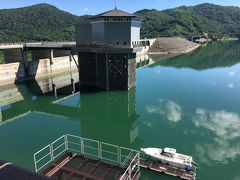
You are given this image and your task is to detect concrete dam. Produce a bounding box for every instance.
[0,8,156,90]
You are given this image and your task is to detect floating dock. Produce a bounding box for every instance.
[140,159,196,180]
[43,153,139,180]
[34,134,140,180]
[33,134,197,180]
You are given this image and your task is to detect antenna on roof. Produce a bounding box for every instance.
[115,0,117,9]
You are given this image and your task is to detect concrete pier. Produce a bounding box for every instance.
[79,51,136,90]
[0,48,78,86]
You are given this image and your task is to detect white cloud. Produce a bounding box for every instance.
[193,109,240,140]
[193,108,240,164]
[84,8,89,12]
[229,71,236,76]
[195,142,240,165]
[146,99,182,123]
[227,83,234,89]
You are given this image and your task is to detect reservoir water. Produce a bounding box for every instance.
[0,41,240,180]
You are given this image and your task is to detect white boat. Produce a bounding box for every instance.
[141,147,197,171]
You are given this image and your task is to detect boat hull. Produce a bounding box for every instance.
[141,148,193,171]
[149,156,192,170]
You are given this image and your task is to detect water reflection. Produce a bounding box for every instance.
[0,85,25,125]
[29,70,79,96]
[154,41,240,70]
[193,108,240,164]
[53,92,81,109]
[195,142,240,165]
[233,175,240,180]
[0,69,142,147]
[1,41,240,179]
[0,85,24,107]
[136,54,155,69]
[78,89,141,146]
[0,70,80,125]
[146,99,182,123]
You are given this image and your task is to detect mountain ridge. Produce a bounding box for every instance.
[0,3,239,42]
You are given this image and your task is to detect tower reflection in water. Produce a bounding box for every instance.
[0,68,142,149]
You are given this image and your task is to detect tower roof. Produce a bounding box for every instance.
[94,8,137,18]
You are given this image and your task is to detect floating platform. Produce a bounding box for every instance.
[140,159,196,180]
[34,134,140,180]
[43,153,140,180]
[33,134,197,180]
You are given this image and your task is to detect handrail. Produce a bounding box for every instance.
[33,134,140,179]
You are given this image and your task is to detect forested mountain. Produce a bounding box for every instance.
[0,3,240,42]
[0,3,83,42]
[136,3,240,38]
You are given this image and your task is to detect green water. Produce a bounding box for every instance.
[0,41,240,180]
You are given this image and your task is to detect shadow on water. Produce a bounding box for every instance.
[151,41,240,70]
[0,70,142,148]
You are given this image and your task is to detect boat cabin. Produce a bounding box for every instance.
[161,148,176,158]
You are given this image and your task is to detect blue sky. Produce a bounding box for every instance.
[0,0,239,15]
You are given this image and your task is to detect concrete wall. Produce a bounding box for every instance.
[0,62,25,85]
[131,21,141,46]
[104,22,131,46]
[28,55,78,78]
[136,38,156,57]
[0,51,78,86]
[92,22,105,44]
[28,59,51,77]
[76,20,141,47]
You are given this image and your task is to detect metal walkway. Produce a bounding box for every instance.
[34,134,140,180]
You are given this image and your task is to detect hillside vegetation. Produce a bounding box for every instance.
[136,3,240,38]
[0,4,83,42]
[0,3,240,42]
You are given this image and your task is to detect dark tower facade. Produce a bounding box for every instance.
[75,9,142,90]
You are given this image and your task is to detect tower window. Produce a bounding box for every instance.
[116,42,120,45]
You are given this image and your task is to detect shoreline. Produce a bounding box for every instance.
[148,44,200,55]
[148,37,201,55]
